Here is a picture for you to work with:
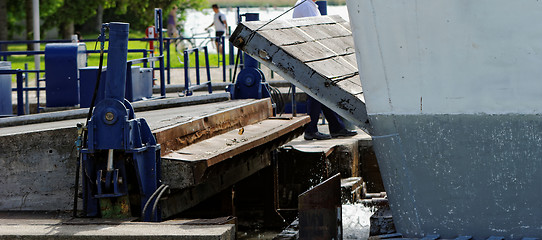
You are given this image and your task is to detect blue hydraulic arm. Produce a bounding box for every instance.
[80,22,162,222]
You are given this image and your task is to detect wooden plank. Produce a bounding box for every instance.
[282,41,338,63]
[335,74,363,96]
[306,54,358,80]
[298,24,352,41]
[162,116,310,167]
[243,15,347,31]
[230,16,369,129]
[259,28,314,46]
[282,36,356,63]
[318,36,356,56]
[153,99,273,156]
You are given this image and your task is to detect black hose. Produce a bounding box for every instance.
[141,184,167,221]
[151,185,169,221]
[73,24,109,218]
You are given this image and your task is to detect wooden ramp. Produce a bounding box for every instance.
[153,99,310,218]
[230,15,368,129]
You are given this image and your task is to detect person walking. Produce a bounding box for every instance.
[293,0,357,140]
[205,4,228,53]
[167,6,179,38]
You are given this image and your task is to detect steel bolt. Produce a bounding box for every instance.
[105,112,115,121]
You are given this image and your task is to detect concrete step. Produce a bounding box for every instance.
[0,212,235,240]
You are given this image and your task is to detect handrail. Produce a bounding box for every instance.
[183,46,212,96]
[0,69,25,116]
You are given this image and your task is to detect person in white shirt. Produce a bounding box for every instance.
[293,0,321,18]
[206,4,228,53]
[293,0,357,140]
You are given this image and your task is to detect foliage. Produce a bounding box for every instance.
[42,0,102,31]
[3,0,207,40]
[102,0,208,34]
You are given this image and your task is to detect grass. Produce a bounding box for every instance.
[4,31,228,82]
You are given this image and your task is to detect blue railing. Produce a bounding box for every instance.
[183,46,213,96]
[0,69,25,116]
[163,35,229,83]
[0,34,233,116]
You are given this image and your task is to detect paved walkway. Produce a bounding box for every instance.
[0,212,235,240]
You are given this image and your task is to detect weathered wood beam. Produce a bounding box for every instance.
[230,15,368,130]
[153,99,273,156]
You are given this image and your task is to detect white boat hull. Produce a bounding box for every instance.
[346,0,542,238]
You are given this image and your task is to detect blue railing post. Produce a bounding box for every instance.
[183,50,191,96]
[228,27,234,66]
[166,39,171,84]
[291,85,297,117]
[195,48,200,85]
[36,71,41,113]
[156,8,166,97]
[143,50,148,68]
[16,71,24,116]
[222,36,226,82]
[203,46,212,94]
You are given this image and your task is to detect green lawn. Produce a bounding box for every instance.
[4,31,229,82]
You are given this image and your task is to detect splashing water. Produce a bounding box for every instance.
[342,203,374,239]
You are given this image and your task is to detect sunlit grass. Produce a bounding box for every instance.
[3,31,230,82]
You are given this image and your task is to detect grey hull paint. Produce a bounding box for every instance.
[369,114,542,239]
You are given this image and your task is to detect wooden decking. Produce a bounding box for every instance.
[230,15,368,130]
[154,98,310,218]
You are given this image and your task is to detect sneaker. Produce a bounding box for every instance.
[330,129,357,138]
[304,131,332,140]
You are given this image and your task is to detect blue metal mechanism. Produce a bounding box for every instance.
[44,42,87,107]
[227,13,271,100]
[81,22,162,222]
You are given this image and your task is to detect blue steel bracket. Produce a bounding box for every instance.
[80,22,162,222]
[227,68,271,100]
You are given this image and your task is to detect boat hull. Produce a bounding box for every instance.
[346,0,542,238]
[370,114,542,238]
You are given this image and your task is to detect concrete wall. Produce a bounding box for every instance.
[0,127,77,211]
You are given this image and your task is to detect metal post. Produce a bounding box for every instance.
[195,48,200,85]
[36,71,40,113]
[166,39,171,84]
[204,46,212,93]
[183,50,190,96]
[292,85,297,117]
[24,64,29,114]
[143,50,148,68]
[228,26,234,65]
[222,36,226,82]
[156,8,166,97]
[104,22,129,101]
[32,0,40,73]
[16,71,24,116]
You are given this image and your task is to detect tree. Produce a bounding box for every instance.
[102,0,207,33]
[43,0,104,39]
[25,0,33,50]
[0,0,7,51]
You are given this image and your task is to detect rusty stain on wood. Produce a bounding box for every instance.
[153,99,273,156]
[162,116,310,167]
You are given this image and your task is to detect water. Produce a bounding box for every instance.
[181,5,349,53]
[343,203,373,239]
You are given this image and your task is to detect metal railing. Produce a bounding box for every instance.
[182,46,213,96]
[164,35,229,83]
[0,33,235,115]
[0,69,25,116]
